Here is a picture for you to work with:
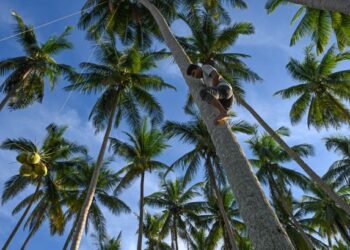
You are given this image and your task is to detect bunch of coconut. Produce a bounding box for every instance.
[16,152,48,178]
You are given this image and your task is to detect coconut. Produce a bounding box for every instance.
[31,172,38,179]
[34,162,47,176]
[16,153,28,164]
[19,164,33,177]
[27,152,41,164]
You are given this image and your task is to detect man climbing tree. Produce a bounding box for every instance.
[187,64,234,124]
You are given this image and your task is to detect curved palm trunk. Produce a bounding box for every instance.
[207,160,238,250]
[63,213,80,250]
[286,0,350,15]
[70,100,118,250]
[235,95,350,216]
[138,1,294,249]
[266,174,314,250]
[2,180,41,250]
[137,172,145,250]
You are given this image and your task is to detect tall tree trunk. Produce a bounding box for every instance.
[137,172,145,250]
[207,160,238,250]
[266,174,314,250]
[138,1,294,249]
[63,213,80,250]
[2,180,41,250]
[235,95,350,216]
[174,220,179,250]
[286,0,350,15]
[70,100,118,250]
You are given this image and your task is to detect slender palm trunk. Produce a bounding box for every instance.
[137,172,145,250]
[63,213,80,250]
[70,100,118,250]
[174,221,179,250]
[235,95,350,216]
[138,1,294,249]
[20,213,43,250]
[266,174,314,250]
[2,180,41,250]
[207,160,238,250]
[286,0,350,15]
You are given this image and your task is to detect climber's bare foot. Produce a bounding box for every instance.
[215,112,229,125]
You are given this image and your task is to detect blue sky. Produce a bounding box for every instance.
[0,0,349,249]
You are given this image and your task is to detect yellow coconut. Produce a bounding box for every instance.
[16,153,28,164]
[27,152,41,164]
[19,164,33,177]
[34,162,47,176]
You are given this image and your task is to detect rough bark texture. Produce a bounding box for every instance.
[235,95,350,215]
[2,180,41,250]
[138,0,295,249]
[70,101,118,250]
[287,0,350,15]
[207,160,238,250]
[137,172,145,250]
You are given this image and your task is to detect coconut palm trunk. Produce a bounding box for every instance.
[207,159,238,250]
[266,173,314,250]
[137,172,145,250]
[174,221,179,250]
[235,95,350,215]
[138,0,294,249]
[286,0,350,15]
[70,98,118,250]
[2,180,41,250]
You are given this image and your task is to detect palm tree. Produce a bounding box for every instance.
[199,186,249,250]
[144,177,205,250]
[61,160,131,249]
[247,127,317,249]
[177,8,260,96]
[110,118,169,250]
[297,183,350,246]
[265,0,350,54]
[92,231,122,250]
[275,46,350,130]
[0,124,87,249]
[188,228,219,250]
[323,136,350,188]
[163,104,255,249]
[0,12,73,112]
[67,35,173,249]
[143,213,172,250]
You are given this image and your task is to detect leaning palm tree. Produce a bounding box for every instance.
[297,183,350,246]
[67,35,173,249]
[163,104,255,249]
[247,127,316,249]
[0,124,87,250]
[92,231,122,250]
[144,177,205,250]
[0,12,73,112]
[323,135,350,188]
[265,0,350,54]
[110,118,169,250]
[61,160,131,249]
[275,46,350,130]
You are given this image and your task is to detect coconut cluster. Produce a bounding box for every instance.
[16,152,48,178]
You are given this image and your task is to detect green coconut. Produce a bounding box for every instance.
[16,153,28,164]
[27,152,41,164]
[34,162,47,176]
[19,164,33,177]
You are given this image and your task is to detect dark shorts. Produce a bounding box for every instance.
[200,85,234,110]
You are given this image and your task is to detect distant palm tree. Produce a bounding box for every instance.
[323,136,350,188]
[61,160,130,249]
[145,177,205,250]
[265,0,350,54]
[67,34,173,249]
[297,183,350,246]
[0,12,73,112]
[0,124,86,250]
[110,118,169,250]
[188,228,218,250]
[92,231,122,250]
[275,46,350,129]
[143,213,172,250]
